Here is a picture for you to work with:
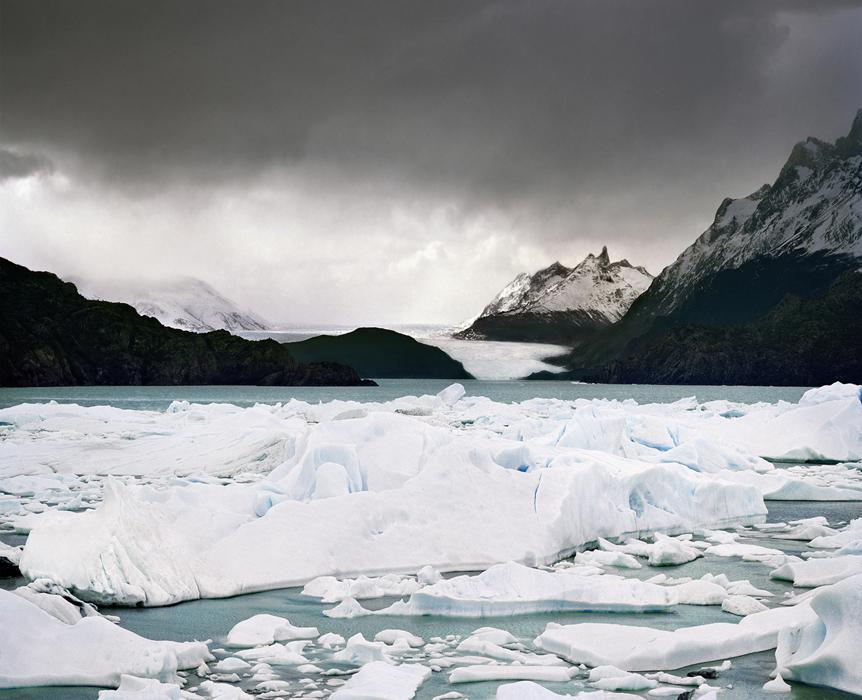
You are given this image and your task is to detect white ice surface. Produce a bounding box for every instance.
[534,603,816,671]
[496,683,640,699]
[18,397,768,605]
[775,573,862,695]
[0,589,211,688]
[448,665,573,683]
[329,661,430,700]
[770,555,862,587]
[10,384,861,607]
[224,614,318,647]
[369,561,676,616]
[97,675,182,699]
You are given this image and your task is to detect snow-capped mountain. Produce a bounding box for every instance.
[77,277,270,333]
[484,247,653,320]
[457,247,653,343]
[564,108,862,384]
[647,109,862,316]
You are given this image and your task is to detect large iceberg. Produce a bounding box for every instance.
[20,419,764,604]
[11,384,862,606]
[0,589,210,688]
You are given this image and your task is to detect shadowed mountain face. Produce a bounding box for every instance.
[456,247,653,344]
[550,110,862,385]
[284,327,473,380]
[0,257,373,387]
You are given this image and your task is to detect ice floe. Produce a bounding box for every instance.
[364,562,677,616]
[449,664,574,683]
[302,573,422,602]
[225,614,318,647]
[0,588,211,688]
[534,603,817,671]
[329,661,430,699]
[775,573,862,695]
[770,554,862,587]
[97,675,182,699]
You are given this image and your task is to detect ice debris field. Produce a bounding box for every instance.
[0,382,861,699]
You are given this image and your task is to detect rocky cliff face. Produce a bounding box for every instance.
[457,247,653,344]
[0,257,373,387]
[646,110,862,317]
[558,109,862,385]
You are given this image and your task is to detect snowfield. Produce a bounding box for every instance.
[0,382,861,697]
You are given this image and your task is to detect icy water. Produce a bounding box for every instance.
[2,500,859,699]
[1,382,855,700]
[0,379,810,412]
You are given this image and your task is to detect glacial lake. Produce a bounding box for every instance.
[1,381,856,700]
[0,379,811,412]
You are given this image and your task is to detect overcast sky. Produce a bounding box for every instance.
[1,0,861,325]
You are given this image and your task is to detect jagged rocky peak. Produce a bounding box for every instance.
[649,109,862,315]
[480,246,653,322]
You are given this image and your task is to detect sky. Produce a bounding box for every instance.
[1,0,861,325]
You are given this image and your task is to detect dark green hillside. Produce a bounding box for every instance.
[285,327,473,379]
[0,257,373,387]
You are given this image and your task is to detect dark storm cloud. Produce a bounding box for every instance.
[1,0,860,197]
[0,148,53,181]
[0,0,860,323]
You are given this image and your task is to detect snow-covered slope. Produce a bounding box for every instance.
[564,109,862,383]
[648,109,862,315]
[458,248,652,343]
[77,277,270,333]
[486,247,653,321]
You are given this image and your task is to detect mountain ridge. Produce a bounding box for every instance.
[0,257,373,387]
[456,247,653,344]
[551,109,862,384]
[76,277,269,333]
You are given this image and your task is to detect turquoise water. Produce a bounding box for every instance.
[0,379,810,412]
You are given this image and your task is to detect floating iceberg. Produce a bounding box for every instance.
[97,675,182,699]
[0,589,210,689]
[449,665,574,683]
[770,555,862,587]
[224,613,318,647]
[496,682,641,699]
[775,573,862,695]
[20,407,765,605]
[13,383,862,608]
[368,562,676,616]
[329,661,430,699]
[534,603,816,671]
